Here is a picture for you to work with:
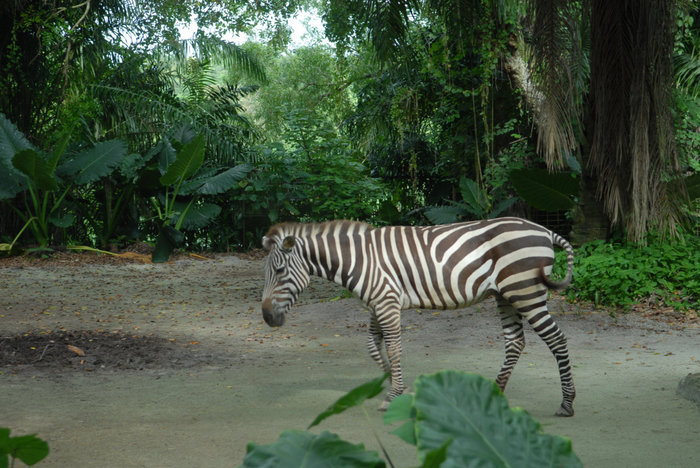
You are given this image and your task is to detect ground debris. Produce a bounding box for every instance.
[0,330,215,373]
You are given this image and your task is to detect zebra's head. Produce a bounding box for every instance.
[261,232,310,327]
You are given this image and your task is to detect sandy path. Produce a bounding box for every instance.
[1,255,698,467]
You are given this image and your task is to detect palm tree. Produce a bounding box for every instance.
[325,0,687,241]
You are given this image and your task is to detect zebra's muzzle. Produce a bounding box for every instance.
[262,298,286,327]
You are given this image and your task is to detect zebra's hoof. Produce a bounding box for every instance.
[378,400,391,412]
[555,405,574,417]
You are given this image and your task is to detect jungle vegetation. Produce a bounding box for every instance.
[1,0,699,308]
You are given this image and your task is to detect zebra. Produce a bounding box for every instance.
[261,217,576,416]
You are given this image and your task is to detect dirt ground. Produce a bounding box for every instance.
[1,252,698,467]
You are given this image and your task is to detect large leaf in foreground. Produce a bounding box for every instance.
[57,139,128,184]
[240,430,384,468]
[413,371,582,468]
[0,428,50,467]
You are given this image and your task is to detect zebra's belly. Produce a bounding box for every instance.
[401,286,495,311]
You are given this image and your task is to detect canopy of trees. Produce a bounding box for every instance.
[1,0,699,257]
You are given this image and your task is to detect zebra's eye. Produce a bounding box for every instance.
[275,266,285,274]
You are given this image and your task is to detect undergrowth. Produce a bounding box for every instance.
[554,233,700,313]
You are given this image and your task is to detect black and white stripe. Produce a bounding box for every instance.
[261,217,576,416]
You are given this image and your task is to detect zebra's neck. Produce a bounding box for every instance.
[292,220,373,293]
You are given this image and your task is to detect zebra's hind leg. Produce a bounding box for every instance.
[495,297,525,392]
[367,314,391,375]
[522,306,576,417]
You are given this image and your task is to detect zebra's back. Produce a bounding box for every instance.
[370,218,559,310]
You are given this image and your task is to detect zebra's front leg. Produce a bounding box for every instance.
[376,306,408,411]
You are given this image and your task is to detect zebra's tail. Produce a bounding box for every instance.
[541,233,574,291]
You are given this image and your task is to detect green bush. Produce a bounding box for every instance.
[241,372,581,467]
[554,234,700,312]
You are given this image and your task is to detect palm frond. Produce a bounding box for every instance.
[675,50,700,97]
[163,35,268,84]
[525,0,585,170]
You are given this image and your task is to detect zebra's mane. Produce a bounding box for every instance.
[265,220,373,239]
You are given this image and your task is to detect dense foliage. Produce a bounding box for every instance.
[554,234,700,312]
[0,1,699,310]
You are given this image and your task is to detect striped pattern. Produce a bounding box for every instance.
[261,217,576,416]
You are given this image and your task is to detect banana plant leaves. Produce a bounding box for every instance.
[171,201,222,230]
[240,430,385,468]
[160,134,206,186]
[56,140,128,184]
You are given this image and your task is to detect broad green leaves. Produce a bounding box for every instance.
[386,371,583,468]
[424,177,517,224]
[241,372,581,468]
[160,134,206,186]
[57,140,128,185]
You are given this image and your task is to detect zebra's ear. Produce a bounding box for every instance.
[282,236,296,251]
[262,236,274,251]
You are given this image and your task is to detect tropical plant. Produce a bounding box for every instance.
[424,177,517,224]
[240,371,582,467]
[0,113,128,249]
[146,128,252,262]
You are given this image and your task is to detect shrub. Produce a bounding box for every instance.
[554,234,700,312]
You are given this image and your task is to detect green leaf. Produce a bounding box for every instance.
[174,202,221,230]
[195,164,252,195]
[459,177,487,216]
[0,167,26,200]
[509,168,578,211]
[308,373,388,429]
[49,212,75,228]
[420,438,452,468]
[57,139,128,185]
[0,429,49,466]
[12,149,58,191]
[241,430,385,468]
[424,205,464,225]
[0,113,35,165]
[413,371,582,468]
[6,435,49,466]
[488,197,518,219]
[120,152,150,180]
[160,134,206,186]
